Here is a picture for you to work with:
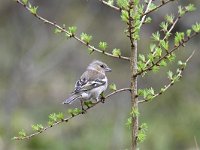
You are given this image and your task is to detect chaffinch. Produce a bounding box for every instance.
[63,60,111,109]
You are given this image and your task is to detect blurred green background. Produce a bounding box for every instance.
[0,0,200,150]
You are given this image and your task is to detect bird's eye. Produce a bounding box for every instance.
[100,64,104,68]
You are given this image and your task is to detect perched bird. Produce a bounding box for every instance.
[63,60,111,109]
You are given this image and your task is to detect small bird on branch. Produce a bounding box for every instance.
[63,60,111,111]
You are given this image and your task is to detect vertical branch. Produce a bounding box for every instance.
[127,1,138,149]
[130,41,138,150]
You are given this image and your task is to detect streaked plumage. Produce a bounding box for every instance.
[63,60,111,105]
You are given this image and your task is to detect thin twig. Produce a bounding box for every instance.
[142,0,177,17]
[139,0,153,27]
[16,0,130,61]
[99,0,121,11]
[136,32,198,76]
[13,88,131,140]
[185,50,195,63]
[139,51,195,103]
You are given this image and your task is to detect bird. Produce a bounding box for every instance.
[63,60,111,110]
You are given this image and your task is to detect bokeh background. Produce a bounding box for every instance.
[0,0,200,150]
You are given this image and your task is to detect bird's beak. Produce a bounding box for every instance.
[105,67,112,72]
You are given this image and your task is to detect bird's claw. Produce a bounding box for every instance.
[100,95,105,103]
[100,99,105,103]
[81,108,87,114]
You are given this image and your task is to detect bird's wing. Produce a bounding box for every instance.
[73,69,106,93]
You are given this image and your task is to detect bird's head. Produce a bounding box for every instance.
[88,60,111,73]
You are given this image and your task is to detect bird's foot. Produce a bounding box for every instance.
[81,108,87,114]
[99,92,105,103]
[80,100,87,114]
[100,99,105,103]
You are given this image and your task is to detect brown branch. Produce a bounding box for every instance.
[139,51,195,103]
[13,88,131,140]
[127,1,138,149]
[16,0,130,61]
[99,0,121,11]
[142,0,178,17]
[136,32,199,76]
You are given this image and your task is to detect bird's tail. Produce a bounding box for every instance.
[63,94,81,104]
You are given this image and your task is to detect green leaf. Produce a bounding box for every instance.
[160,40,169,51]
[147,53,154,62]
[84,100,93,108]
[80,33,92,44]
[178,60,186,68]
[32,124,44,131]
[18,129,26,137]
[137,61,146,72]
[185,4,196,12]
[140,123,148,132]
[152,66,159,73]
[149,3,156,11]
[160,60,167,67]
[150,43,156,52]
[178,6,185,16]
[138,89,144,96]
[125,117,132,129]
[48,121,54,126]
[174,32,185,46]
[109,83,117,91]
[142,89,148,99]
[138,123,148,143]
[22,0,28,5]
[121,10,129,22]
[57,112,64,120]
[167,70,173,80]
[192,22,200,33]
[160,22,169,32]
[134,0,139,5]
[54,28,62,34]
[98,42,108,51]
[160,87,165,93]
[136,4,144,15]
[49,113,57,122]
[139,54,146,62]
[88,47,94,54]
[112,48,121,57]
[149,87,154,95]
[31,125,38,131]
[38,124,43,130]
[152,32,160,41]
[68,26,77,35]
[73,108,82,115]
[107,0,114,5]
[178,60,183,66]
[130,107,140,117]
[29,6,38,15]
[165,14,174,24]
[67,109,74,116]
[165,32,171,38]
[138,132,146,143]
[144,17,152,24]
[117,0,128,9]
[140,88,155,100]
[155,47,162,57]
[167,53,176,62]
[186,29,192,37]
